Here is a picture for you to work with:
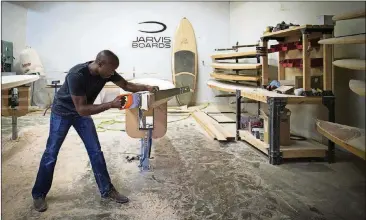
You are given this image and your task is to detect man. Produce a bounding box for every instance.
[31,50,159,212]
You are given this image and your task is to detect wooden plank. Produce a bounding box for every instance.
[239,130,269,154]
[210,73,260,82]
[211,51,258,60]
[261,40,269,85]
[318,34,366,45]
[333,59,366,71]
[302,33,311,90]
[262,25,334,38]
[316,119,365,160]
[192,111,227,141]
[280,140,327,158]
[202,104,236,115]
[208,113,236,123]
[278,51,285,80]
[239,130,327,158]
[207,79,323,104]
[332,9,366,21]
[211,62,262,70]
[323,34,333,91]
[349,79,365,97]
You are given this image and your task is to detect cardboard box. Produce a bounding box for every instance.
[260,108,291,146]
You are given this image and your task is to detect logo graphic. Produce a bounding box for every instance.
[138,21,167,33]
[133,21,171,49]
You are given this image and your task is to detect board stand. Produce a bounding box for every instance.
[139,109,154,171]
[124,86,190,171]
[10,88,18,140]
[138,108,154,172]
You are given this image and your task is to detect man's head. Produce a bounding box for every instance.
[94,50,119,79]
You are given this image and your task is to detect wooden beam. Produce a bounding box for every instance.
[278,51,286,80]
[261,40,269,86]
[302,33,311,91]
[323,34,333,91]
[192,111,228,141]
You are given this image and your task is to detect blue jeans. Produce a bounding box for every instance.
[32,112,114,199]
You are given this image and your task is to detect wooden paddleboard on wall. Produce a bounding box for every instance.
[333,59,366,70]
[332,9,366,21]
[316,119,365,160]
[172,17,197,106]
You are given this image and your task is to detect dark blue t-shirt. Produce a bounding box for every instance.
[51,61,122,117]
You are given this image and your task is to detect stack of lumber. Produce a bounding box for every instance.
[192,105,237,141]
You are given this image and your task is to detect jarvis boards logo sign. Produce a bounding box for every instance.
[132,21,171,49]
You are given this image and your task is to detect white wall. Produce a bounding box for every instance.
[1,2,28,73]
[25,2,230,104]
[229,2,366,141]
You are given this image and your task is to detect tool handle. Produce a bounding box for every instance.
[117,94,133,110]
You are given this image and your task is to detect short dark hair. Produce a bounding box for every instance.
[95,50,119,66]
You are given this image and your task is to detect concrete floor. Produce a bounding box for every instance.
[1,109,365,220]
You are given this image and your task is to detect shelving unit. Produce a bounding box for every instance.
[210,42,262,86]
[315,10,366,160]
[260,24,335,93]
[236,24,336,165]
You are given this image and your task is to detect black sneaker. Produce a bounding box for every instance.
[33,197,47,212]
[104,187,129,204]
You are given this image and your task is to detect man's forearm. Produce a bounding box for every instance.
[125,82,149,93]
[77,102,112,116]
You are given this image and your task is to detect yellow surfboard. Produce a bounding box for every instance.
[172,17,197,106]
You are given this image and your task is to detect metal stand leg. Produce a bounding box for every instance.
[268,98,286,165]
[236,90,241,141]
[323,95,336,163]
[139,129,152,171]
[44,81,60,116]
[12,114,18,140]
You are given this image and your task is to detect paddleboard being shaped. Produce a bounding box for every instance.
[172,17,197,106]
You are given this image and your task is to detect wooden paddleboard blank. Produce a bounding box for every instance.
[316,119,365,160]
[349,79,365,96]
[1,75,40,90]
[318,34,366,45]
[332,9,366,21]
[172,17,197,106]
[333,59,366,70]
[211,51,258,60]
[211,62,262,70]
[210,73,260,82]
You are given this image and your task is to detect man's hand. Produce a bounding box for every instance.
[146,85,160,92]
[111,96,127,108]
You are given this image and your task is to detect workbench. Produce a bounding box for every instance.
[207,79,335,165]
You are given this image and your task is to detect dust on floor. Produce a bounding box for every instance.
[1,110,365,220]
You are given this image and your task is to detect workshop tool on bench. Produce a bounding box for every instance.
[119,86,190,171]
[43,80,61,116]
